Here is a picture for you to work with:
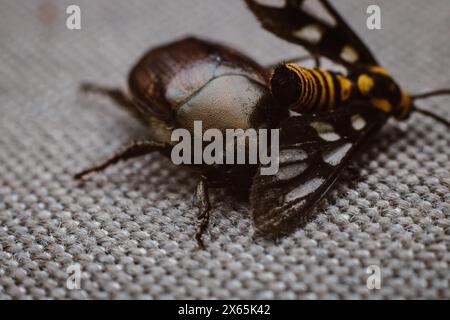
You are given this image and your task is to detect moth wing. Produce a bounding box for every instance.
[245,0,378,68]
[250,102,386,234]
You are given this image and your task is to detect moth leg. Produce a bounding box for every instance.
[75,141,169,179]
[193,175,212,249]
[79,83,143,122]
[313,55,321,68]
[267,55,321,70]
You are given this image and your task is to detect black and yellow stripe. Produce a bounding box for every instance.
[272,63,354,113]
[271,63,412,120]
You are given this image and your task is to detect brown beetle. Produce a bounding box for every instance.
[76,0,450,248]
[76,37,284,247]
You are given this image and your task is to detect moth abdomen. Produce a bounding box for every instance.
[351,66,412,119]
[271,63,413,120]
[271,63,353,113]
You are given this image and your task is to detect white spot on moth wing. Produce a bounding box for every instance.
[341,46,359,63]
[285,177,325,202]
[323,143,352,166]
[289,110,302,117]
[351,114,367,131]
[293,24,322,44]
[276,163,308,180]
[279,149,308,163]
[254,0,285,8]
[310,121,341,141]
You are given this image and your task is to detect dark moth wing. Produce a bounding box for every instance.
[245,0,378,68]
[250,102,387,234]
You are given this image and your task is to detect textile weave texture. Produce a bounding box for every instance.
[0,0,449,299]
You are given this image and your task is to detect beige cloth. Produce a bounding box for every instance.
[0,0,449,299]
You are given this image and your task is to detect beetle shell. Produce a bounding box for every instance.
[128,37,270,131]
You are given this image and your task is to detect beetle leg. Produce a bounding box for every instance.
[193,175,211,249]
[75,141,169,179]
[79,83,143,122]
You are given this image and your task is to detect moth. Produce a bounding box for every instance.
[76,0,450,247]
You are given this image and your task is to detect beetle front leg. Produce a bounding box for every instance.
[75,141,169,179]
[80,83,132,107]
[193,175,212,249]
[79,83,144,122]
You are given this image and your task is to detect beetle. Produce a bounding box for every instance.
[76,0,450,248]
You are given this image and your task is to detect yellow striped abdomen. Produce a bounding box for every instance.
[271,63,353,113]
[270,63,412,119]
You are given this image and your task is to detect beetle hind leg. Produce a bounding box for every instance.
[75,140,169,179]
[193,176,212,249]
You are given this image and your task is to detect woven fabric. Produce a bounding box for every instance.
[0,0,449,299]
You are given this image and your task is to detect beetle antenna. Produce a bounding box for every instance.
[411,88,450,100]
[412,105,450,128]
